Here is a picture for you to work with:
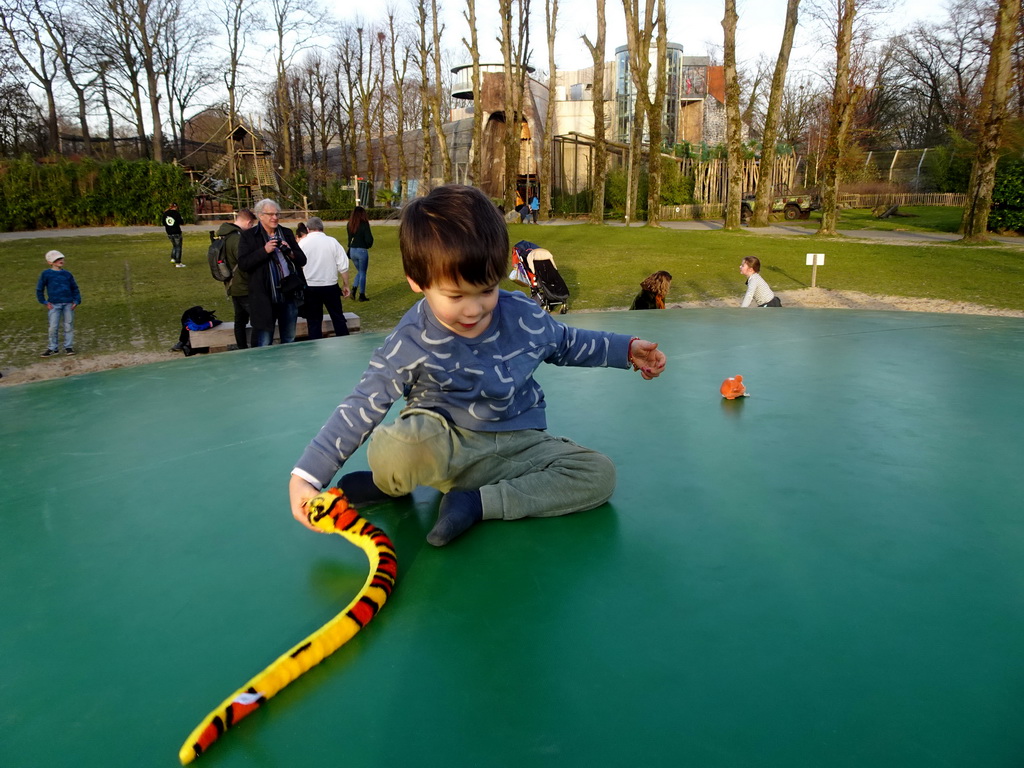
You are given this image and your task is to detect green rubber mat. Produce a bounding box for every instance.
[3,308,1023,767]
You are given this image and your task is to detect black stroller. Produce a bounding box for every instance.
[511,240,570,314]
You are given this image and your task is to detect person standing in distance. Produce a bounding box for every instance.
[220,208,258,349]
[36,250,82,357]
[346,206,374,302]
[300,217,351,340]
[163,202,186,267]
[238,199,308,347]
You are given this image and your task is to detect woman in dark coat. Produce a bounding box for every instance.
[346,206,374,302]
[238,198,308,347]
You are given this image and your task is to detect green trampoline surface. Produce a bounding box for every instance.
[3,308,1024,767]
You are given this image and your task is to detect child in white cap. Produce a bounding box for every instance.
[36,250,82,357]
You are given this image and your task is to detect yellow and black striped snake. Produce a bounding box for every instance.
[179,488,397,764]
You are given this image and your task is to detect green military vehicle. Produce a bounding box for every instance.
[741,184,820,224]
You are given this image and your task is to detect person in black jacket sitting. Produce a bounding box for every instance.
[238,199,308,347]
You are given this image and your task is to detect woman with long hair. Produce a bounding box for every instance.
[346,206,374,302]
[629,270,673,310]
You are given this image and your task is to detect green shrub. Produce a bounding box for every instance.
[0,157,193,230]
[989,157,1024,232]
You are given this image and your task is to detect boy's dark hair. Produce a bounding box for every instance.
[400,185,508,288]
[742,256,761,273]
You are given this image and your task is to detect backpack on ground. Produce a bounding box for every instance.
[208,230,232,282]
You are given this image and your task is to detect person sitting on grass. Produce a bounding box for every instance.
[36,250,81,357]
[630,270,673,310]
[288,184,668,547]
[739,256,782,308]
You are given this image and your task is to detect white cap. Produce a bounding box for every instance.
[45,250,65,263]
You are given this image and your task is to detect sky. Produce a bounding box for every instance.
[340,0,938,78]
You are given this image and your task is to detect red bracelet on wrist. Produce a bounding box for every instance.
[628,337,640,370]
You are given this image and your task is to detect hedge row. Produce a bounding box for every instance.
[0,157,194,231]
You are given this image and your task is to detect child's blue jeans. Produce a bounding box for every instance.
[366,408,616,521]
[47,303,75,350]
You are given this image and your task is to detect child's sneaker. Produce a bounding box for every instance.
[40,349,57,357]
[64,347,75,355]
[175,263,187,268]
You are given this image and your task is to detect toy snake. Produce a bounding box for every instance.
[179,488,397,764]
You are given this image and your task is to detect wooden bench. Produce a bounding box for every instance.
[189,313,361,352]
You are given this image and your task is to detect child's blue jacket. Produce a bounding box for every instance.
[36,269,82,305]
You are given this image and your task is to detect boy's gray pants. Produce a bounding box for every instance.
[366,408,616,521]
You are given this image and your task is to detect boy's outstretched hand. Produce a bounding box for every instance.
[629,339,667,380]
[289,473,328,533]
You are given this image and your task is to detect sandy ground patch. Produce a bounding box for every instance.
[3,289,1023,388]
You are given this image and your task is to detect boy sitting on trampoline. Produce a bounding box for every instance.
[288,184,667,547]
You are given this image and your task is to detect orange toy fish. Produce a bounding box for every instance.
[720,375,748,400]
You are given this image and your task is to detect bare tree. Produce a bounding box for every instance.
[817,0,863,236]
[333,35,359,180]
[374,31,393,196]
[722,0,744,229]
[131,0,171,162]
[353,25,380,184]
[268,0,317,177]
[960,0,1021,241]
[749,0,801,227]
[498,0,531,209]
[581,0,607,222]
[216,0,258,183]
[33,0,95,154]
[647,0,666,226]
[159,0,216,160]
[411,0,433,193]
[0,49,42,155]
[621,0,666,225]
[461,0,483,186]
[387,5,410,200]
[91,0,149,156]
[0,0,61,152]
[429,0,452,182]
[539,0,558,220]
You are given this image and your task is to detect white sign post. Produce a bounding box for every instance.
[806,253,825,288]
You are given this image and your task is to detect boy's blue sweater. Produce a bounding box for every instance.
[296,290,632,487]
[36,269,82,305]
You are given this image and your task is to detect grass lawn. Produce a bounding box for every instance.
[784,206,965,233]
[2,213,1022,373]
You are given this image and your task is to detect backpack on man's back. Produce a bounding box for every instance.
[208,230,232,282]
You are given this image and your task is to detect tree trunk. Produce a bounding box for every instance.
[415,0,433,193]
[722,0,744,229]
[463,0,484,187]
[750,0,800,227]
[430,0,452,183]
[582,0,606,222]
[134,0,164,163]
[959,0,1021,241]
[645,0,667,227]
[621,0,657,224]
[499,0,529,210]
[540,0,558,221]
[377,33,392,195]
[817,0,859,236]
[388,11,409,200]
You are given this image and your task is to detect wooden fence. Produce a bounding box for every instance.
[837,193,967,209]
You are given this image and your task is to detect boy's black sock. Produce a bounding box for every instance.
[340,471,407,505]
[427,490,483,547]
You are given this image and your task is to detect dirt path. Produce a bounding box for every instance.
[4,288,1022,388]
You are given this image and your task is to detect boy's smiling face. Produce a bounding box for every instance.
[407,276,500,339]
